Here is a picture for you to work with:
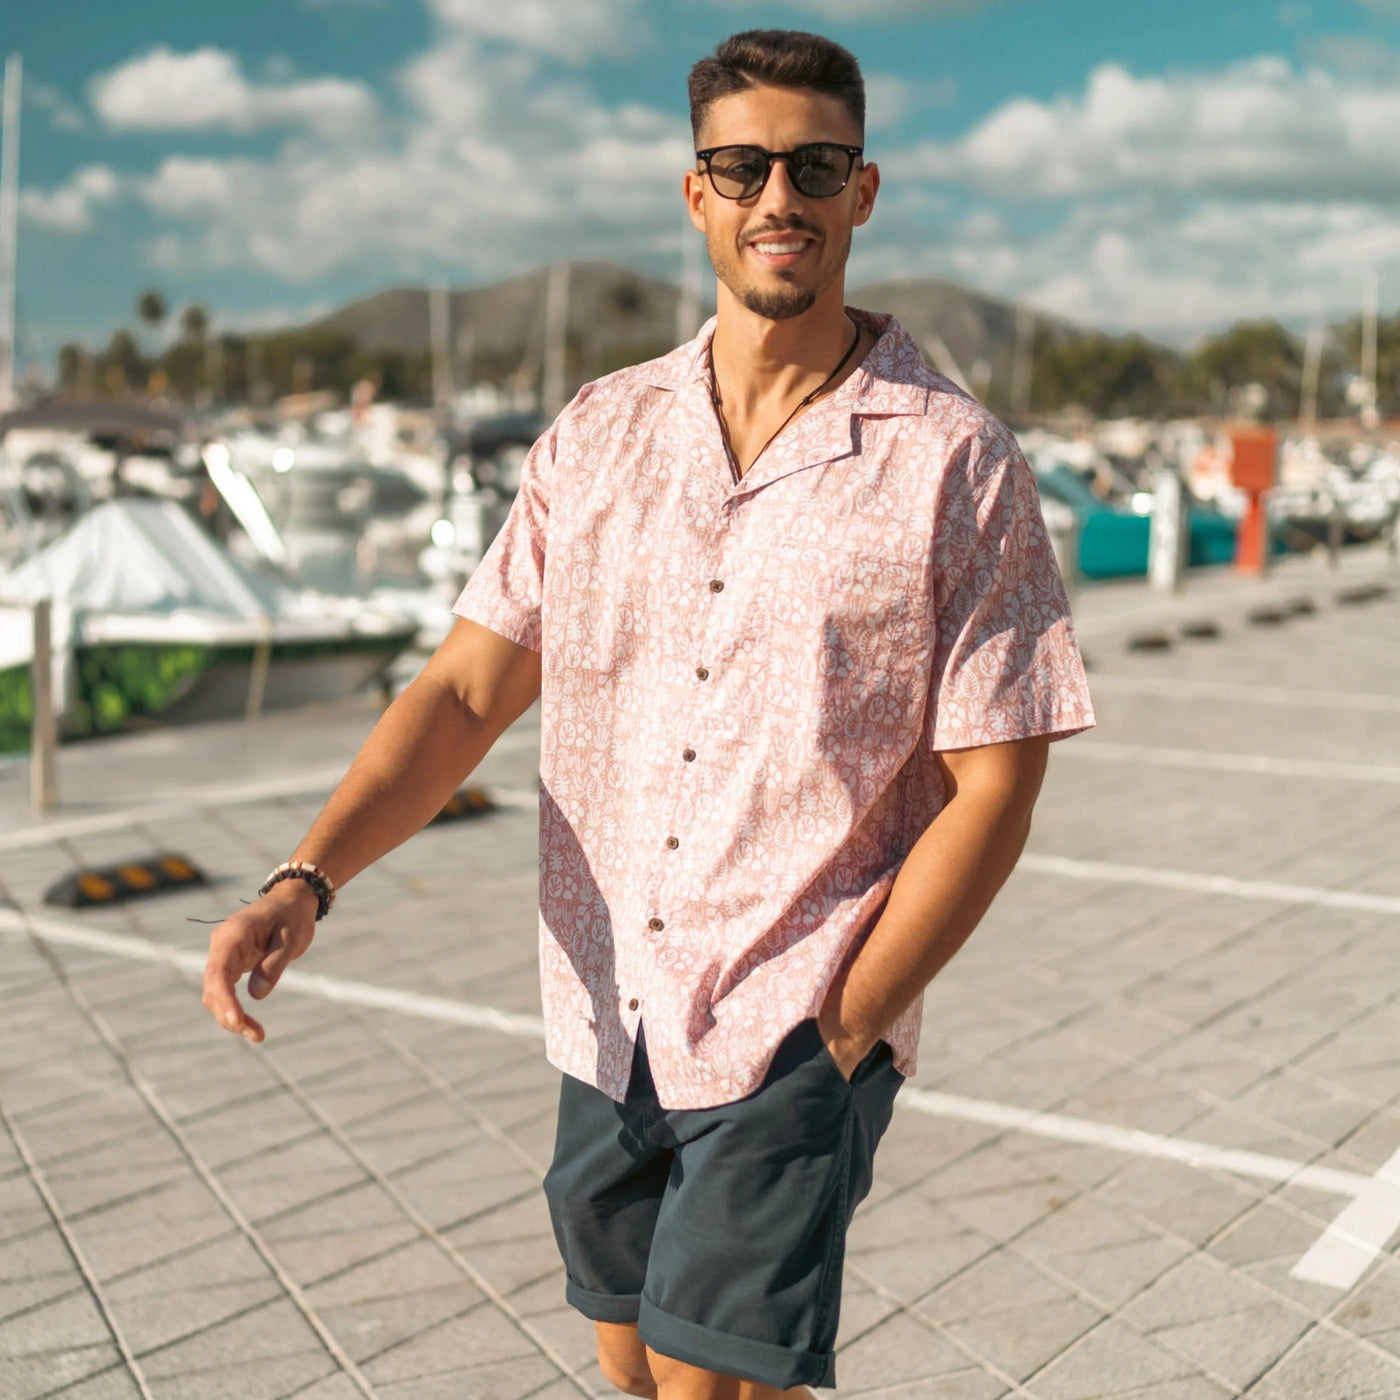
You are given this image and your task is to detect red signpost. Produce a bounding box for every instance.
[1229,428,1277,576]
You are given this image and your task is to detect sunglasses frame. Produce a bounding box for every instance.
[694,143,865,201]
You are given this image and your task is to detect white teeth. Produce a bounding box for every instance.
[754,241,807,255]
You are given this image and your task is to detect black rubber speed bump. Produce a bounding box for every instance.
[1180,619,1222,640]
[1126,630,1173,652]
[45,853,208,909]
[1336,583,1389,606]
[1246,605,1287,627]
[1284,596,1317,616]
[430,786,495,825]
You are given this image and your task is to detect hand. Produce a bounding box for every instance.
[202,879,318,1042]
[816,999,874,1083]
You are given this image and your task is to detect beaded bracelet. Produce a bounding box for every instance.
[258,860,336,921]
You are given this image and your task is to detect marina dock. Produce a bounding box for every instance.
[3,544,1400,1399]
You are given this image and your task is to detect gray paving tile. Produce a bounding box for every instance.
[1027,1320,1198,1399]
[828,1311,975,1389]
[0,1344,123,1400]
[947,1294,1104,1383]
[1245,1325,1400,1399]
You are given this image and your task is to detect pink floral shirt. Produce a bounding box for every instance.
[454,310,1094,1109]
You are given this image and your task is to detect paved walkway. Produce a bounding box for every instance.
[2,544,1400,1398]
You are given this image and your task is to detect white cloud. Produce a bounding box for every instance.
[894,57,1400,201]
[26,78,85,132]
[864,73,912,131]
[715,0,1013,15]
[426,0,646,62]
[20,165,121,232]
[129,36,690,282]
[851,192,1400,342]
[91,46,378,139]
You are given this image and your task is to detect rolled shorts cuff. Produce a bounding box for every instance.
[564,1277,642,1326]
[638,1292,836,1392]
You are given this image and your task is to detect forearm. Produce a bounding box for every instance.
[821,741,1046,1063]
[286,623,541,889]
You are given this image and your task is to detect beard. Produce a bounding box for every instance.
[737,281,818,320]
[707,220,852,322]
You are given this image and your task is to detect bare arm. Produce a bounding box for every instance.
[817,735,1051,1077]
[202,618,541,1041]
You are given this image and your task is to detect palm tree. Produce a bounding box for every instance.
[179,303,208,343]
[136,289,167,357]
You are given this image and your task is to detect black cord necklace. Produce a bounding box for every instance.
[709,314,862,484]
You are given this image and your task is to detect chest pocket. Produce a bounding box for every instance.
[743,545,931,731]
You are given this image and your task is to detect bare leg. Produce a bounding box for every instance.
[596,1322,658,1398]
[646,1346,815,1400]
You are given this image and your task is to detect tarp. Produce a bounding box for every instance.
[0,498,282,619]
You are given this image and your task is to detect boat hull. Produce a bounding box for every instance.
[0,629,416,751]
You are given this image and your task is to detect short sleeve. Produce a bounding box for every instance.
[925,422,1095,750]
[451,421,555,653]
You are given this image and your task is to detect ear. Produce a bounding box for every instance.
[852,160,880,229]
[683,168,708,233]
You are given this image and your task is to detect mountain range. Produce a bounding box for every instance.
[309,260,1082,400]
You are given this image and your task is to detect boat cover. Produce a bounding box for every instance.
[0,498,281,619]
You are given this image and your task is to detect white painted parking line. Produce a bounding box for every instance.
[0,730,541,853]
[1061,741,1400,785]
[0,912,547,1038]
[1086,673,1400,714]
[9,907,1396,1292]
[897,1087,1370,1198]
[1292,1145,1400,1290]
[1018,853,1400,916]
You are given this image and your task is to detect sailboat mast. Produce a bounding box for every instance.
[0,53,22,412]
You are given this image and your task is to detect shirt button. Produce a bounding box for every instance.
[628,998,639,1011]
[709,579,724,593]
[682,748,696,762]
[664,836,679,850]
[696,666,709,681]
[648,917,665,931]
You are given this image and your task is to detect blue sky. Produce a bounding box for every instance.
[10,0,1400,373]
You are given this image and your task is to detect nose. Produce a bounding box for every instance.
[751,155,805,216]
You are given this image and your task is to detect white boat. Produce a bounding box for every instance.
[0,497,417,747]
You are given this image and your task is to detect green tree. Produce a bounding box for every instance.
[1184,319,1302,419]
[56,343,84,392]
[178,303,209,343]
[95,329,145,393]
[1032,333,1183,419]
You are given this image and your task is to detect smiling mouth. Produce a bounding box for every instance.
[745,233,818,261]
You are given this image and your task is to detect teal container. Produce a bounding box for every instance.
[1036,464,1237,580]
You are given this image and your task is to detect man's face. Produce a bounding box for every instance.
[685,84,879,322]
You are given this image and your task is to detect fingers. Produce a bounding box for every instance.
[248,923,299,1000]
[202,897,315,1042]
[202,914,275,1041]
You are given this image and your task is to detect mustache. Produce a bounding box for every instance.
[742,221,823,246]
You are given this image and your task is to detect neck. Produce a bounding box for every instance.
[709,280,854,415]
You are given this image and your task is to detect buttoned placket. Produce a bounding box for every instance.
[620,372,861,1061]
[627,427,737,1035]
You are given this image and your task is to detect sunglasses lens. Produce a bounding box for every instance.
[707,147,768,199]
[791,145,849,197]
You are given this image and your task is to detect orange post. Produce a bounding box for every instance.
[1229,428,1277,576]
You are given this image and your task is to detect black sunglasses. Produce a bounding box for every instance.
[695,143,864,201]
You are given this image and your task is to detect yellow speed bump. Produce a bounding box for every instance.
[45,852,208,909]
[430,786,496,825]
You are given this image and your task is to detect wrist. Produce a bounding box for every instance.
[259,859,336,920]
[266,877,318,909]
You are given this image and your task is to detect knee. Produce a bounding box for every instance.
[597,1334,658,1398]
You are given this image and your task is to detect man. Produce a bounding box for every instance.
[203,29,1094,1400]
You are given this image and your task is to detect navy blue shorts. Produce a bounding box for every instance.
[542,1018,904,1391]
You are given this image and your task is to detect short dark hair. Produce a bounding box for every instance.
[687,30,865,145]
